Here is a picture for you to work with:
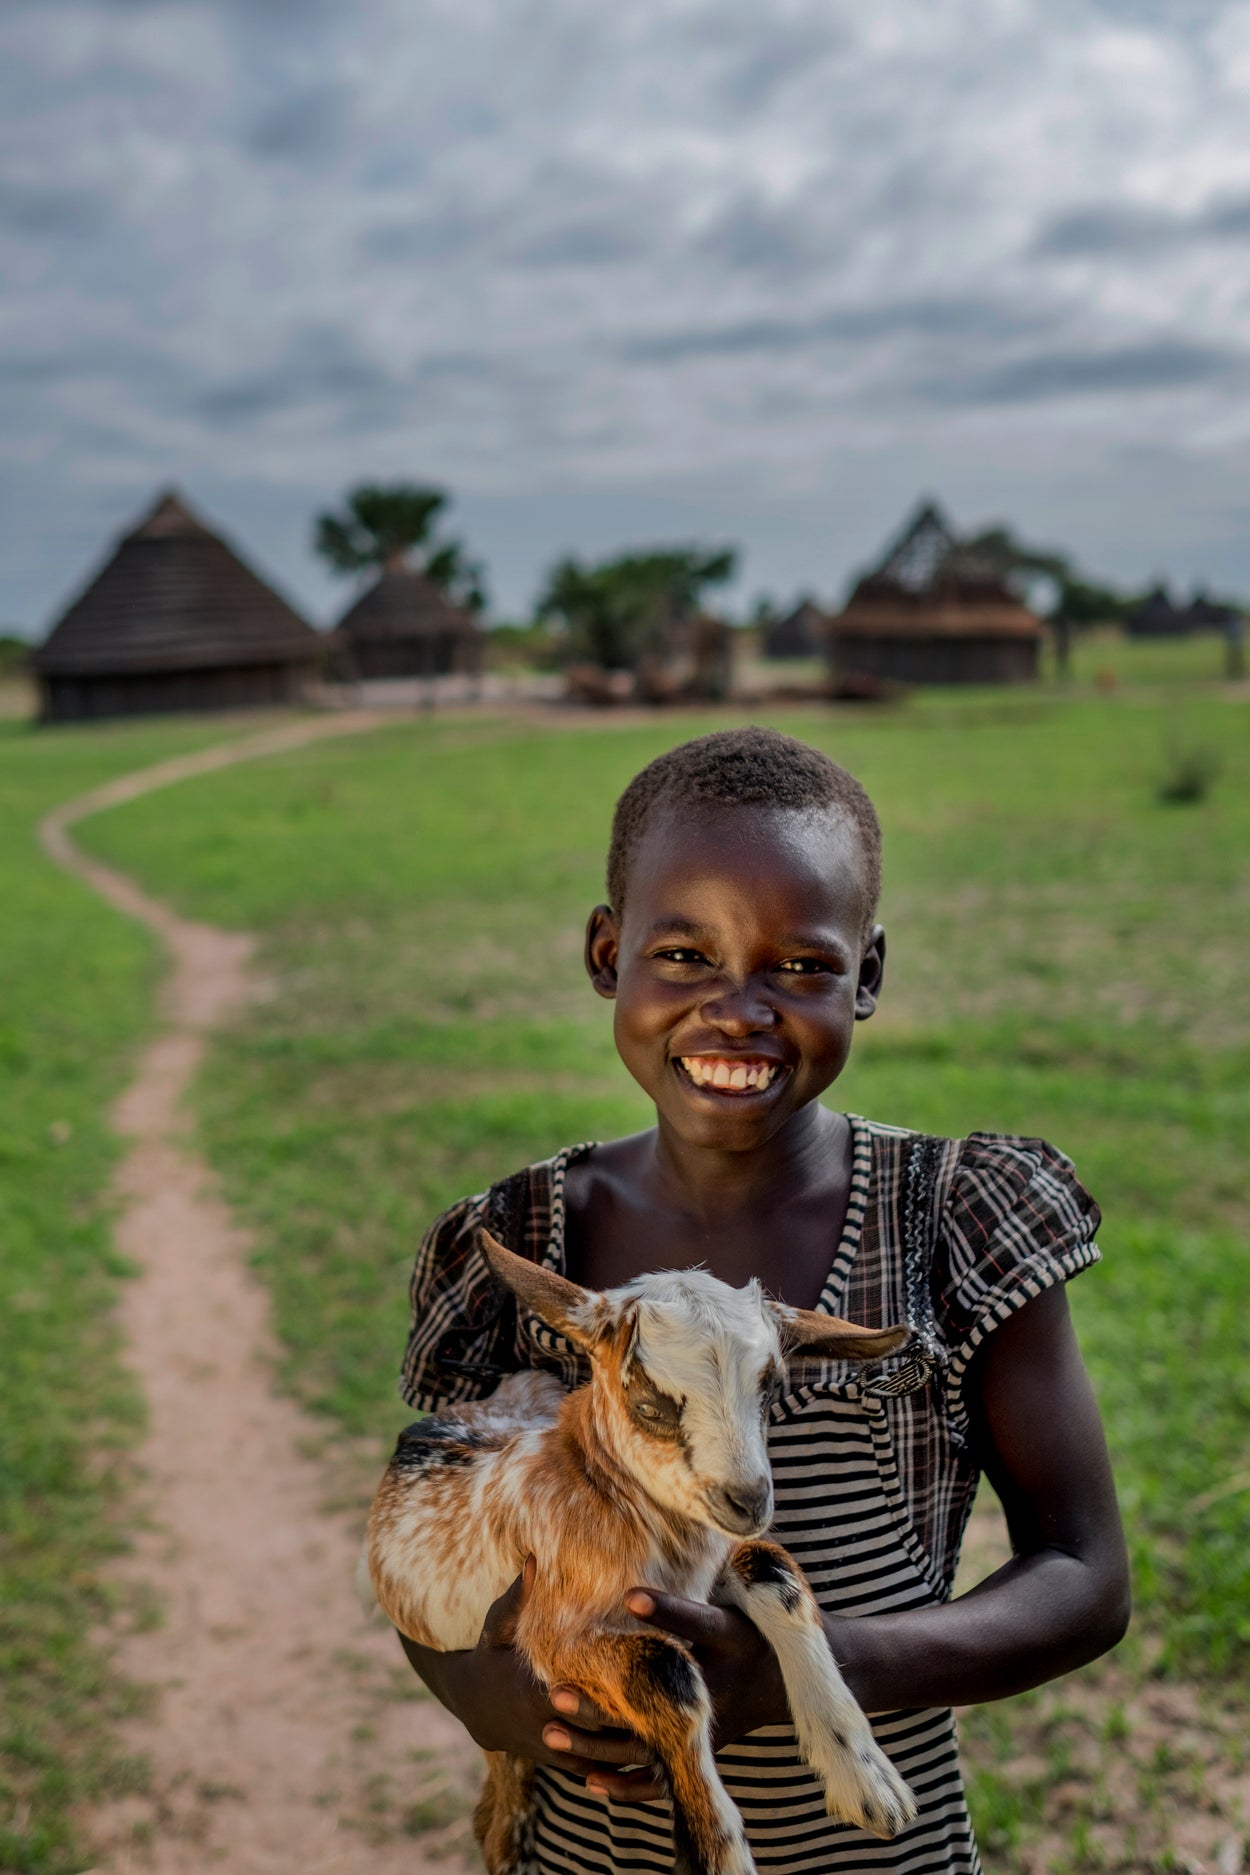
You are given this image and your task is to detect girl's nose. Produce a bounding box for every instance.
[700,980,778,1033]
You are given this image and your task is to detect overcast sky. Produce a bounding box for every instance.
[6,0,1250,633]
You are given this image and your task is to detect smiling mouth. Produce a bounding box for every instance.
[677,1055,787,1095]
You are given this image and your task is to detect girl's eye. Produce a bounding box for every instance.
[776,957,835,976]
[655,948,707,965]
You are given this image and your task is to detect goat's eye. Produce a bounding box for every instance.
[635,1401,660,1420]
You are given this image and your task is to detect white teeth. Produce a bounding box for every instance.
[680,1057,780,1092]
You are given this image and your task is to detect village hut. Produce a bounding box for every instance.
[762,599,829,661]
[33,489,320,723]
[828,501,1042,686]
[1125,586,1187,638]
[332,555,483,681]
[1181,591,1242,635]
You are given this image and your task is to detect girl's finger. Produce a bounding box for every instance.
[542,1722,653,1767]
[549,1684,613,1728]
[585,1766,667,1803]
[624,1589,725,1643]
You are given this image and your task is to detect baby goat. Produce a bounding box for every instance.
[365,1232,918,1875]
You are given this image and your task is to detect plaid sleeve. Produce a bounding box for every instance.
[936,1133,1102,1432]
[399,1190,504,1413]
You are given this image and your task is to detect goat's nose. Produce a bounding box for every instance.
[708,1478,773,1535]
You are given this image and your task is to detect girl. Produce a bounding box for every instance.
[395,726,1129,1873]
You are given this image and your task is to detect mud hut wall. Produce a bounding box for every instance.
[39,662,313,723]
[830,633,1038,686]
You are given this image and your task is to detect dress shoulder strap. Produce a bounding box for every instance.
[860,1131,955,1413]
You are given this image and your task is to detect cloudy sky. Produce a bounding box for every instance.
[6,0,1250,632]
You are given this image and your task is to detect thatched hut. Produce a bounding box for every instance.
[763,600,828,661]
[1125,586,1186,638]
[829,501,1042,686]
[33,490,320,723]
[332,557,483,680]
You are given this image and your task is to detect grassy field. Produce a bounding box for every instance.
[0,714,265,1875]
[71,661,1250,1867]
[6,630,1246,1872]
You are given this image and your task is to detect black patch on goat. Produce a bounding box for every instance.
[391,1419,487,1470]
[731,1544,804,1612]
[625,1636,701,1712]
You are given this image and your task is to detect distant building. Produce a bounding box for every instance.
[1125,585,1244,637]
[828,501,1042,687]
[332,556,483,680]
[33,490,320,723]
[762,600,829,661]
[1183,591,1243,635]
[1125,586,1187,638]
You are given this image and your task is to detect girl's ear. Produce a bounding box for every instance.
[479,1230,601,1352]
[855,924,886,1022]
[585,904,620,999]
[768,1298,910,1362]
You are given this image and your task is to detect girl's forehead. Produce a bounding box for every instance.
[632,801,866,894]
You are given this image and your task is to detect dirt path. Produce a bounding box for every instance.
[41,716,480,1875]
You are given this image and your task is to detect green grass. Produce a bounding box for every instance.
[0,713,267,1874]
[56,663,1250,1868]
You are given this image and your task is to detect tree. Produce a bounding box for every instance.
[535,547,737,669]
[314,483,487,611]
[962,523,1071,588]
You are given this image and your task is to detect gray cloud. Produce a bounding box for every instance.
[624,297,1048,363]
[0,180,107,238]
[923,339,1241,405]
[1036,193,1250,256]
[510,220,646,269]
[247,84,351,162]
[192,327,398,427]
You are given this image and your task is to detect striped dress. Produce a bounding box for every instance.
[401,1116,1101,1875]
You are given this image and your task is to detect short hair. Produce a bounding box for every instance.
[606,726,882,936]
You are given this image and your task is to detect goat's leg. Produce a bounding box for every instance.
[474,1750,537,1875]
[721,1541,917,1839]
[563,1631,756,1875]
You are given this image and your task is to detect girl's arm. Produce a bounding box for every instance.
[565,1282,1129,1801]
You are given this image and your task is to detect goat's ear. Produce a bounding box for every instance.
[769,1301,911,1363]
[478,1229,600,1352]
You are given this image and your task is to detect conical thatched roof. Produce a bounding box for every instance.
[837,499,1040,640]
[34,489,318,676]
[333,561,478,644]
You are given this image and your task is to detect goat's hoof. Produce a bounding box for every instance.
[814,1733,917,1839]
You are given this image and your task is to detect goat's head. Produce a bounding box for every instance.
[480,1231,909,1539]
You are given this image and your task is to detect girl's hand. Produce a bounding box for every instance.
[575,1587,788,1804]
[429,1564,656,1786]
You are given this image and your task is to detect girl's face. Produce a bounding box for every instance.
[586,802,884,1153]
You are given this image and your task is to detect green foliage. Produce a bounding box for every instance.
[1157,741,1222,804]
[1052,573,1138,627]
[0,632,32,675]
[535,546,736,668]
[313,482,487,611]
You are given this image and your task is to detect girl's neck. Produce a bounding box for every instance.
[648,1103,847,1228]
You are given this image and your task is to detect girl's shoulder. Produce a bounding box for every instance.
[399,1143,595,1412]
[858,1117,1101,1368]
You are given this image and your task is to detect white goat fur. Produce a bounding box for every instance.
[365,1232,917,1875]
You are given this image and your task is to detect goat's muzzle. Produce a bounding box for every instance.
[706,1477,773,1536]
